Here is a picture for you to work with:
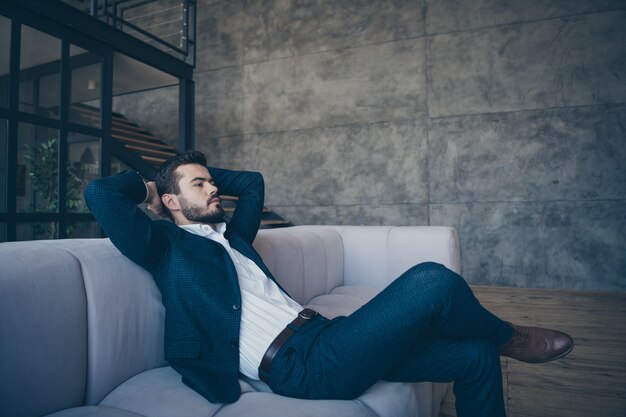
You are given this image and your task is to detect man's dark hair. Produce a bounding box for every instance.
[155,149,207,197]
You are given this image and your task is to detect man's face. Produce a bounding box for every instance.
[174,163,225,224]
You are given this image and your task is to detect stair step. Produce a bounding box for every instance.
[223,206,271,213]
[72,105,135,124]
[72,105,151,131]
[122,143,177,158]
[261,219,291,226]
[112,133,176,150]
[140,155,168,165]
[111,121,154,135]
[111,114,148,129]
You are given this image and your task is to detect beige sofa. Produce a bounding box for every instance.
[0,225,461,417]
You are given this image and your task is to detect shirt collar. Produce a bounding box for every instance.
[180,222,227,238]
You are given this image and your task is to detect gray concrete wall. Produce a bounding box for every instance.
[192,0,625,289]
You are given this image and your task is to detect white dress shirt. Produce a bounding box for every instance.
[180,222,302,379]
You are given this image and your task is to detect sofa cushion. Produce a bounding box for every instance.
[306,285,380,318]
[99,367,224,417]
[99,366,425,417]
[216,380,419,417]
[45,406,147,417]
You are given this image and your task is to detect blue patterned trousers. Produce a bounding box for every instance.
[264,262,513,417]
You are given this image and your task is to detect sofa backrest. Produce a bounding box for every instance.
[253,227,344,304]
[320,226,462,286]
[252,226,461,299]
[55,239,166,406]
[0,238,166,417]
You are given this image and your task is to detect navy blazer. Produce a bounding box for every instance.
[85,167,282,403]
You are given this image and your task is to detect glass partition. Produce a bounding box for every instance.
[0,118,6,212]
[112,52,179,149]
[111,155,130,175]
[18,78,35,114]
[67,221,99,238]
[17,222,58,241]
[38,72,61,119]
[1,4,193,241]
[68,131,100,212]
[20,25,62,118]
[0,15,10,109]
[70,45,102,127]
[17,123,59,213]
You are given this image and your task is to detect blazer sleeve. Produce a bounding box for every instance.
[84,170,166,272]
[208,167,265,245]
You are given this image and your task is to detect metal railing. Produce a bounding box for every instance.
[63,0,195,66]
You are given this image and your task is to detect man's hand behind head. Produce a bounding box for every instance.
[146,181,165,217]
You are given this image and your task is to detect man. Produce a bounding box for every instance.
[85,150,573,417]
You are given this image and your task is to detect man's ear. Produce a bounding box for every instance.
[161,193,180,212]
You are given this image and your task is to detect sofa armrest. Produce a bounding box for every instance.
[328,226,461,288]
[255,226,461,302]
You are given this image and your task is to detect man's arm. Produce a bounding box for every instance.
[84,170,166,272]
[208,167,265,245]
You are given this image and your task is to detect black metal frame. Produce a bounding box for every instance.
[93,0,196,66]
[0,0,195,241]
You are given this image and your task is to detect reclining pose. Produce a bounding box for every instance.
[85,150,573,417]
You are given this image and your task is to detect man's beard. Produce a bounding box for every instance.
[179,195,225,224]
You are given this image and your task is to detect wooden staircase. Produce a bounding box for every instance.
[73,104,291,228]
[72,103,177,167]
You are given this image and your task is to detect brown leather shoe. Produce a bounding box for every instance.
[499,324,574,363]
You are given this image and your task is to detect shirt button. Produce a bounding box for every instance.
[232,304,240,310]
[231,341,239,348]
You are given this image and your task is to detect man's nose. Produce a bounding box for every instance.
[207,184,218,197]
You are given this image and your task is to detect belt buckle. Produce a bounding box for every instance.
[298,308,318,320]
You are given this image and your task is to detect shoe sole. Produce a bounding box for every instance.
[514,340,575,364]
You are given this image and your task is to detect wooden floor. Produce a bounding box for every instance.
[439,286,626,417]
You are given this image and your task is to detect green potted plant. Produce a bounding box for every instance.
[23,138,85,238]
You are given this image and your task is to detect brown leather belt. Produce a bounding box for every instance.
[259,308,319,384]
